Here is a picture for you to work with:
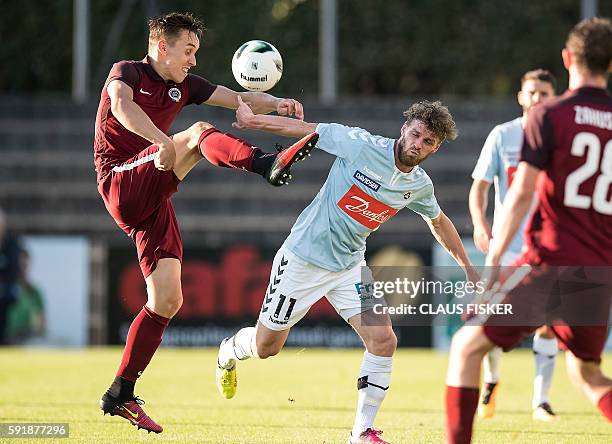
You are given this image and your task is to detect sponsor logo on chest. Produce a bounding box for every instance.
[337,185,399,230]
[502,151,519,187]
[353,170,381,191]
[363,166,383,180]
[502,150,520,166]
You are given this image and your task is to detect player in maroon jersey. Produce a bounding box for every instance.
[446,17,612,443]
[96,12,318,433]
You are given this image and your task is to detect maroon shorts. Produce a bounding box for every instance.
[98,144,182,278]
[483,264,611,363]
[484,324,609,363]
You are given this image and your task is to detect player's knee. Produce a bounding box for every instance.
[186,121,215,152]
[255,338,283,359]
[171,293,184,312]
[191,121,213,137]
[160,292,183,317]
[366,329,397,356]
[451,327,489,360]
[578,361,604,386]
[257,344,282,359]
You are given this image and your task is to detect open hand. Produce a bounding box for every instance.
[473,224,492,253]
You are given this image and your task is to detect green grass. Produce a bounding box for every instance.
[0,347,610,443]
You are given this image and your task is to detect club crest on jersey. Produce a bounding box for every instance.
[353,170,381,192]
[403,191,412,199]
[168,87,181,102]
[337,185,399,230]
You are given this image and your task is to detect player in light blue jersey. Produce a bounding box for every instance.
[215,98,479,444]
[469,69,559,422]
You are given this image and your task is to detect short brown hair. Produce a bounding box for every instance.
[148,12,204,46]
[521,69,557,90]
[566,17,612,75]
[403,100,458,143]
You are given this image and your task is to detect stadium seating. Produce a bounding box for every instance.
[0,97,518,251]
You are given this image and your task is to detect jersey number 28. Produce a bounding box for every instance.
[564,132,612,215]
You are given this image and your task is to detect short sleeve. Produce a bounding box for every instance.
[521,105,553,169]
[407,184,441,219]
[315,123,369,162]
[107,61,140,89]
[187,74,217,105]
[471,126,501,182]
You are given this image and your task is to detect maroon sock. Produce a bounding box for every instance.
[597,389,612,422]
[198,129,260,172]
[116,305,170,382]
[445,386,479,444]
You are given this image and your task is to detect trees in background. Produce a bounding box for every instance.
[1,0,609,97]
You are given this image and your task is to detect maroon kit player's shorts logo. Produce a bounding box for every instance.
[337,185,399,229]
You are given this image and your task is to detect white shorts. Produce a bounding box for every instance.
[258,245,374,331]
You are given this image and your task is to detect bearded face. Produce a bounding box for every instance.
[396,120,441,169]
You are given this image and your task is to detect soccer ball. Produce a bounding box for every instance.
[231,40,283,92]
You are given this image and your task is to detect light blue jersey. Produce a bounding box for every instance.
[471,118,528,257]
[285,123,441,272]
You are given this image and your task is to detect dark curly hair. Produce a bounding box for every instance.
[148,12,204,46]
[403,100,458,143]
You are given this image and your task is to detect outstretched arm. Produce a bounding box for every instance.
[426,211,480,281]
[486,161,539,266]
[205,85,304,119]
[469,179,493,253]
[232,96,317,138]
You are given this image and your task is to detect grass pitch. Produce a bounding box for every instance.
[0,347,610,443]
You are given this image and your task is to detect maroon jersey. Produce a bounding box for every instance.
[521,87,612,265]
[94,56,217,179]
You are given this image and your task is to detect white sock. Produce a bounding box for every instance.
[218,327,259,369]
[532,335,558,408]
[482,347,502,384]
[351,352,393,437]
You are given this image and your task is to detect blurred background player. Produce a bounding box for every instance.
[446,17,612,444]
[0,207,22,345]
[469,69,559,421]
[217,98,478,444]
[6,248,46,344]
[96,12,317,433]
